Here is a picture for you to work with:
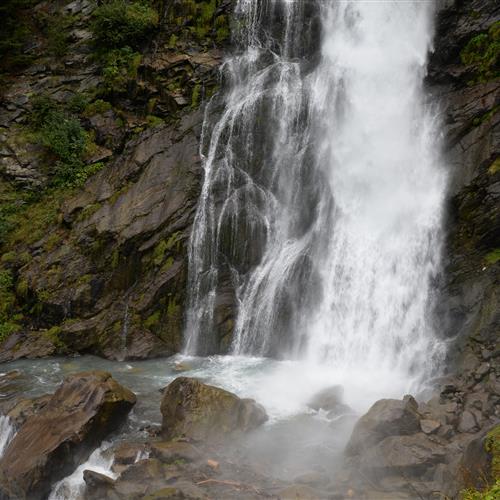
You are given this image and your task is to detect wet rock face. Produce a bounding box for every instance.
[345,396,421,456]
[428,0,499,370]
[160,377,268,442]
[0,371,136,500]
[0,0,234,362]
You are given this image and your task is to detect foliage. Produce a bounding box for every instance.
[0,269,20,343]
[44,13,75,57]
[462,426,500,499]
[91,0,158,51]
[461,21,500,83]
[146,115,164,128]
[0,0,37,71]
[485,249,500,265]
[29,95,105,187]
[101,47,142,93]
[83,99,112,117]
[462,480,500,500]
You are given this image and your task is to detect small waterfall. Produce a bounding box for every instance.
[185,1,447,394]
[49,443,116,500]
[0,416,15,458]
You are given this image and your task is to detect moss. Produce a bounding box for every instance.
[165,231,182,251]
[487,157,500,175]
[78,202,102,222]
[44,232,62,252]
[7,190,61,247]
[43,325,65,350]
[485,249,500,265]
[146,115,164,128]
[144,311,160,329]
[461,425,500,499]
[83,99,112,117]
[472,106,499,127]
[461,21,500,83]
[167,297,180,318]
[153,239,168,266]
[486,425,500,479]
[167,34,178,48]
[16,278,29,298]
[161,256,174,272]
[191,83,202,109]
[110,248,120,269]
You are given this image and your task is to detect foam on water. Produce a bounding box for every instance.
[184,0,447,407]
[49,443,116,500]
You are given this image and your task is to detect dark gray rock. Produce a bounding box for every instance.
[0,372,136,500]
[346,396,421,455]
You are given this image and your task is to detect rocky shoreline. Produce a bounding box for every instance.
[0,361,497,499]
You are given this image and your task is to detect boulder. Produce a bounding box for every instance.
[346,396,421,455]
[0,371,136,500]
[160,377,268,442]
[358,433,447,479]
[307,385,344,411]
[150,441,202,463]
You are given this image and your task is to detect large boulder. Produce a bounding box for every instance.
[160,377,268,442]
[0,371,136,500]
[307,385,344,411]
[358,433,447,478]
[346,396,421,455]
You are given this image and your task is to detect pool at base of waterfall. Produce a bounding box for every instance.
[1,353,429,498]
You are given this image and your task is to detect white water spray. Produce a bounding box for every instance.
[185,0,446,405]
[0,416,15,458]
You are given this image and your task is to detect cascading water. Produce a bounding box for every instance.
[0,416,15,458]
[185,0,447,405]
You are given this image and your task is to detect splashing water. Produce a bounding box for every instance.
[49,443,116,500]
[185,1,446,402]
[0,416,15,458]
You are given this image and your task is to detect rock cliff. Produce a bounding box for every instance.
[0,0,232,360]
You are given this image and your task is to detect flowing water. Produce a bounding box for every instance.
[0,0,449,496]
[0,416,15,458]
[185,0,446,400]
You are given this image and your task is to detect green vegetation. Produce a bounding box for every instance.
[91,0,158,51]
[167,0,230,45]
[0,0,37,72]
[89,1,158,95]
[83,99,112,117]
[462,426,500,499]
[485,249,500,265]
[461,21,500,83]
[488,158,500,175]
[30,95,105,187]
[144,311,160,329]
[0,270,20,343]
[44,13,76,57]
[101,47,142,93]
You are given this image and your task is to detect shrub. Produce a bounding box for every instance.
[101,47,142,93]
[461,21,500,82]
[29,95,102,187]
[0,0,37,71]
[91,0,158,51]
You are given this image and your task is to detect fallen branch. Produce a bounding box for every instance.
[197,479,242,487]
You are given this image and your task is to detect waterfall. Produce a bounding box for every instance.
[185,1,446,391]
[0,416,15,458]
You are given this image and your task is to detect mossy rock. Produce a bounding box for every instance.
[160,377,268,442]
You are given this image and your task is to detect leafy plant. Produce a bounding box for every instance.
[91,0,158,51]
[461,21,500,83]
[101,47,142,93]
